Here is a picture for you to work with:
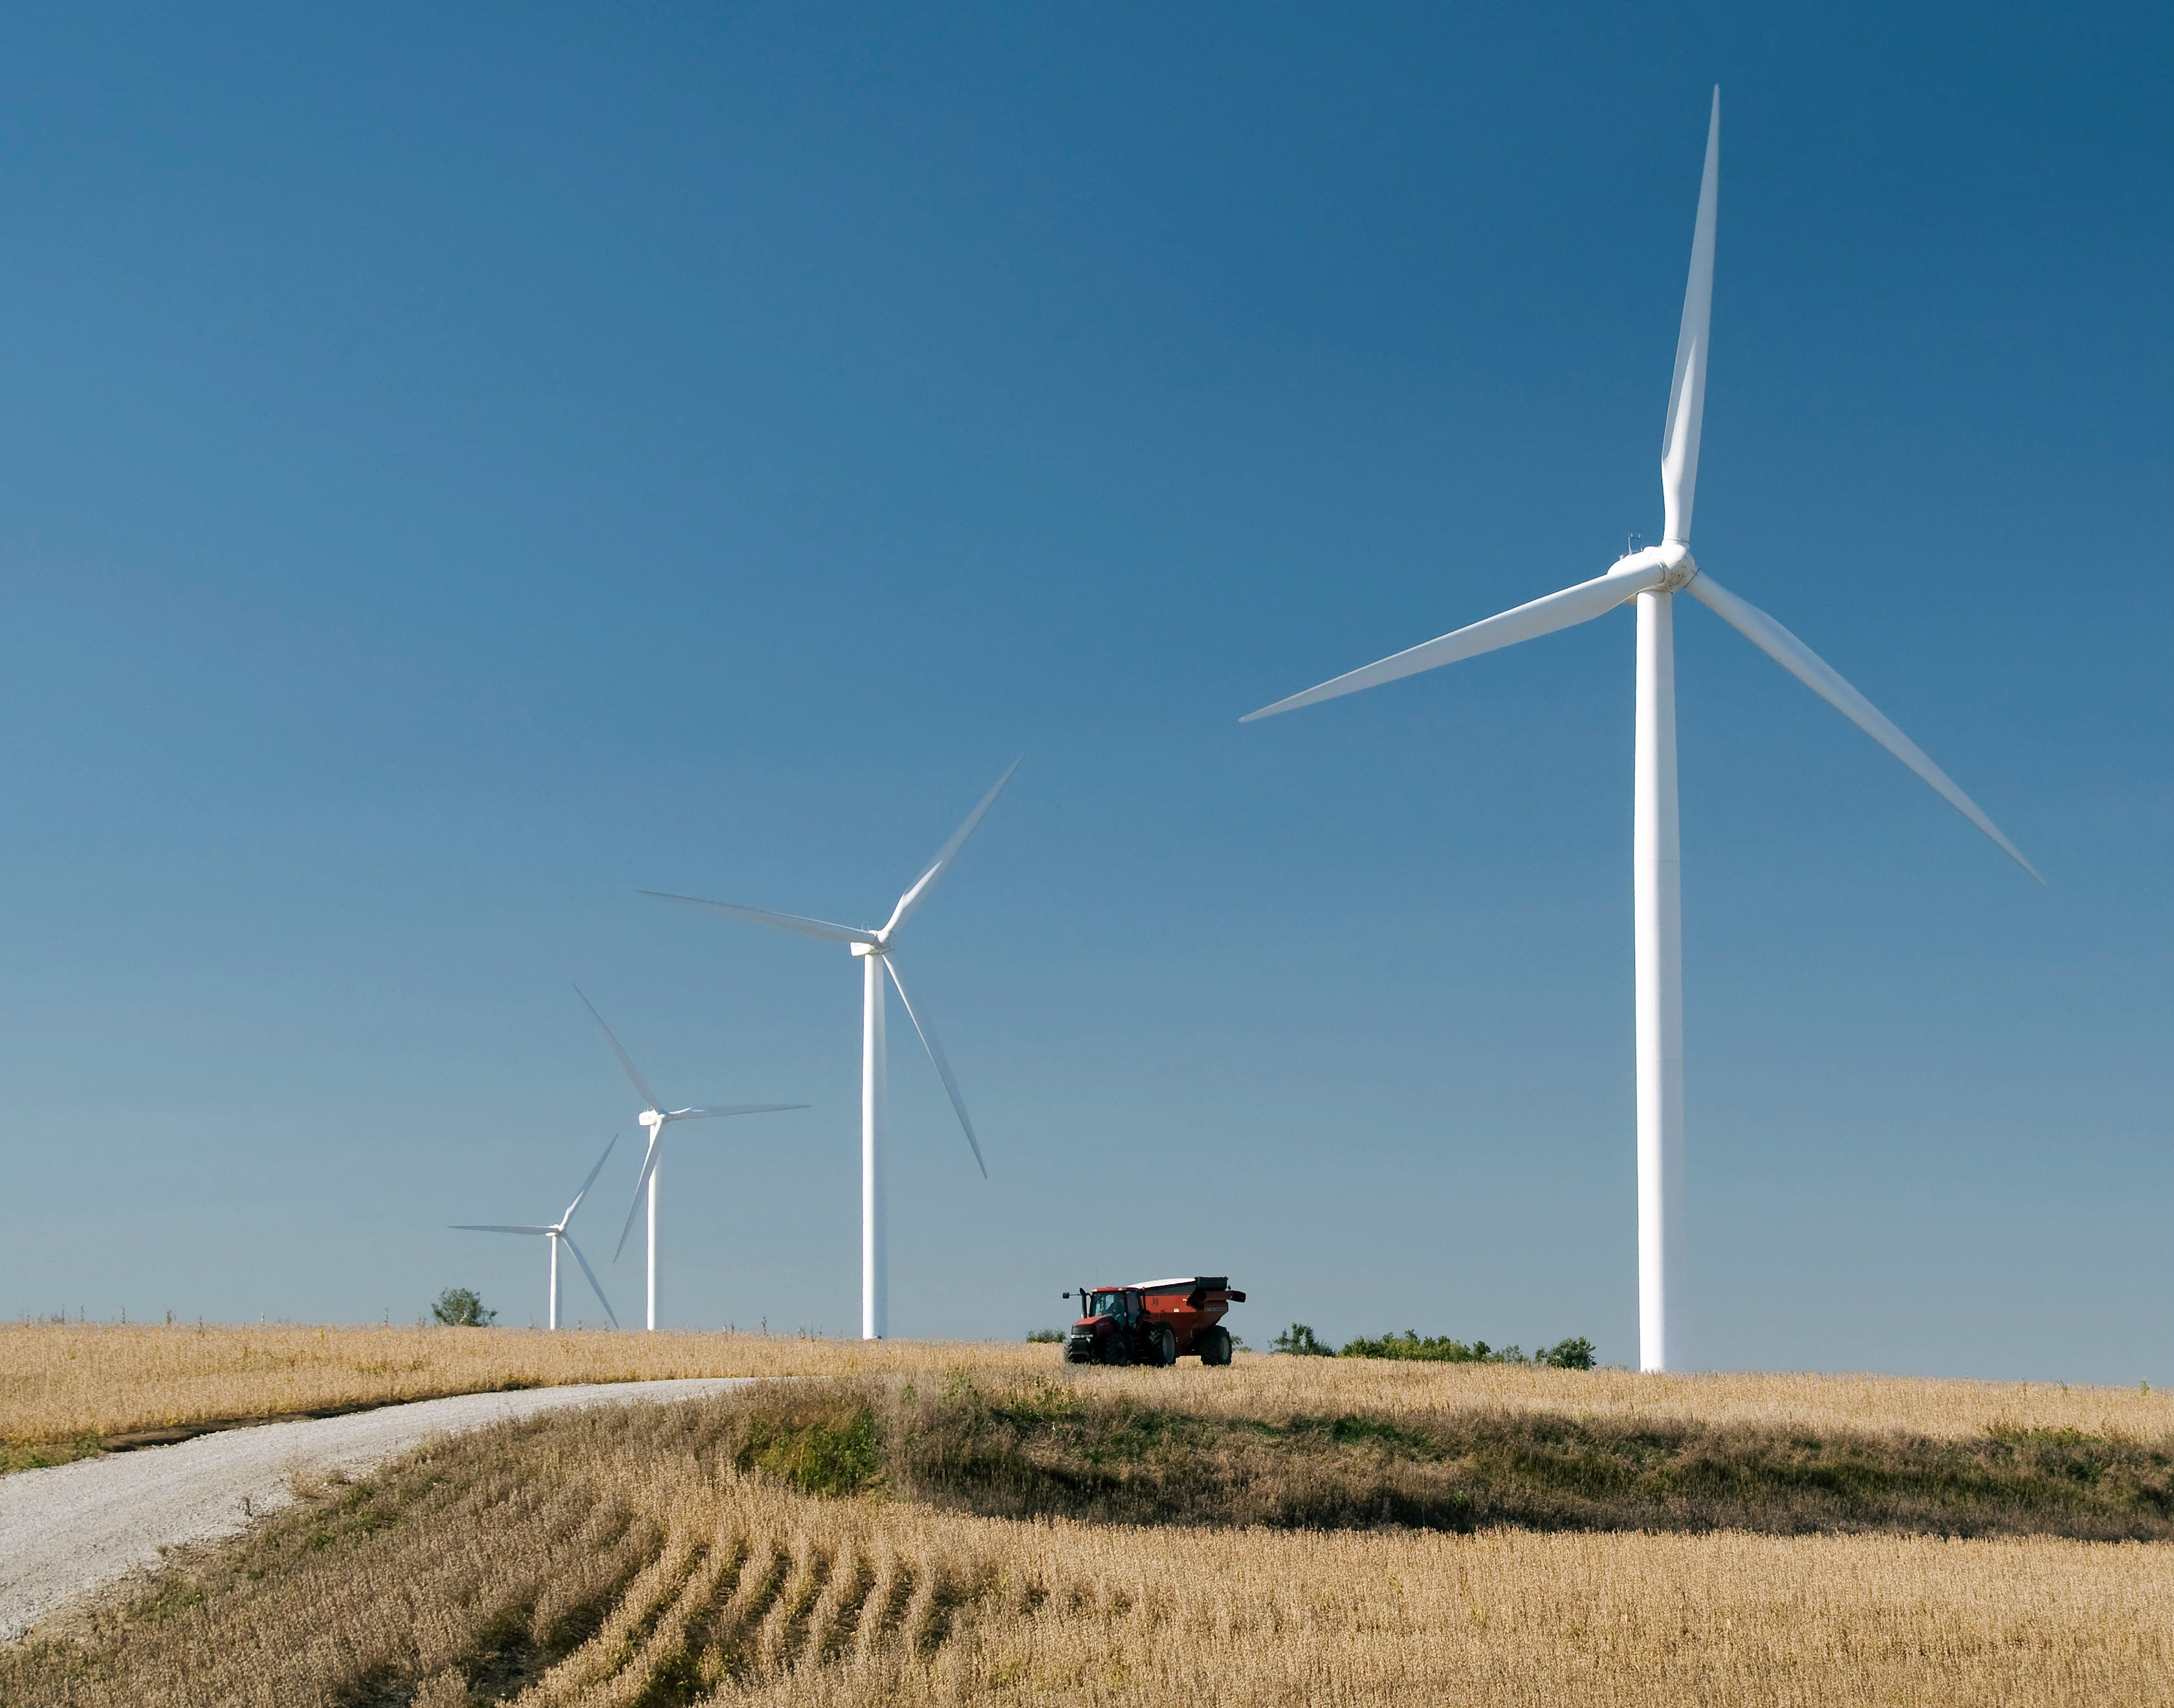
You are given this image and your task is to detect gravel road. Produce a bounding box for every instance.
[0,1377,754,1645]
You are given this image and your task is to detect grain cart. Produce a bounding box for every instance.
[1060,1276,1246,1366]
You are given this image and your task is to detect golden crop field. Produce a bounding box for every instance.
[9,1390,2171,1707]
[4,1319,2169,1456]
[0,1322,1042,1456]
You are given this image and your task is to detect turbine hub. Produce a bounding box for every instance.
[1606,542,1698,596]
[641,1110,664,1129]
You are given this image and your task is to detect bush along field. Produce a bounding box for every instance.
[1273,1323,1597,1367]
[10,1372,2174,1706]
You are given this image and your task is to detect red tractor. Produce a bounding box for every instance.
[1060,1276,1246,1367]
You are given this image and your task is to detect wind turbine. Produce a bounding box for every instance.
[644,758,1020,1341]
[451,1134,622,1330]
[574,987,806,1333]
[1242,89,2038,1375]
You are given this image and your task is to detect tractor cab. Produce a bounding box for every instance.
[1080,1287,1141,1326]
[1060,1276,1245,1367]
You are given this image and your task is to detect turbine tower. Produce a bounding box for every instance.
[645,758,1020,1340]
[451,1134,622,1330]
[575,988,806,1333]
[1242,90,2038,1374]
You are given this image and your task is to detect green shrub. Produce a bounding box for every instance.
[1334,1331,1595,1366]
[430,1288,495,1328]
[1339,1331,1521,1363]
[1271,1324,1334,1357]
[740,1401,882,1496]
[1026,1329,1063,1343]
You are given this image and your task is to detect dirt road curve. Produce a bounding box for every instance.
[0,1376,753,1645]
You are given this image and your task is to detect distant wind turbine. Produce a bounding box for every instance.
[644,758,1020,1340]
[451,1133,621,1330]
[1242,89,2038,1374]
[575,988,806,1333]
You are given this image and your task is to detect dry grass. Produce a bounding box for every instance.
[0,1323,1048,1464]
[8,1386,2172,1707]
[6,1322,2169,1465]
[1091,1355,2174,1441]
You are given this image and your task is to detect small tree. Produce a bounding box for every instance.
[1538,1336,1596,1370]
[1271,1323,1334,1357]
[432,1287,496,1328]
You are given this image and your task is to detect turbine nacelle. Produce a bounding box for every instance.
[1609,543,1698,591]
[850,941,886,958]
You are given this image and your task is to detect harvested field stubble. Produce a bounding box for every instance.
[6,1388,2172,1707]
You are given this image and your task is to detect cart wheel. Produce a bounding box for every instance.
[1150,1327,1176,1368]
[1198,1326,1231,1366]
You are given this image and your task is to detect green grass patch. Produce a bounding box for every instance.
[1,1433,103,1475]
[735,1397,883,1498]
[873,1381,2174,1540]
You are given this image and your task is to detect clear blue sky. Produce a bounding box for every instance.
[2,3,2167,1378]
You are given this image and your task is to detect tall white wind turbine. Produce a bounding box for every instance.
[451,1134,622,1330]
[1242,89,2039,1374]
[644,758,1020,1341]
[575,988,806,1333]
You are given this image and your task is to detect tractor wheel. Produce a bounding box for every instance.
[1149,1327,1176,1368]
[1198,1326,1232,1366]
[1104,1333,1134,1366]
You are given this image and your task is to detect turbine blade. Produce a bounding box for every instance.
[1687,574,2042,882]
[667,1104,809,1121]
[562,1132,619,1227]
[574,987,661,1111]
[881,757,1024,939]
[1242,561,1666,723]
[449,1225,552,1236]
[884,955,987,1179]
[1662,88,1720,545]
[614,1128,664,1262]
[562,1235,620,1330]
[642,891,878,947]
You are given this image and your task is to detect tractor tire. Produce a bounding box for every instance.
[1104,1333,1134,1366]
[1198,1326,1232,1366]
[1149,1326,1177,1368]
